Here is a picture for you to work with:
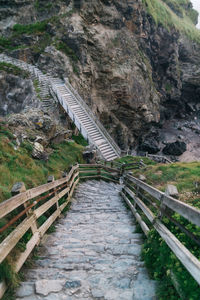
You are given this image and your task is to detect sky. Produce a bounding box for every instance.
[190,0,200,29]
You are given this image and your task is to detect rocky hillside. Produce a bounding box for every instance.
[0,0,200,160]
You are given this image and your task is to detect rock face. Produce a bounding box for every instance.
[0,0,200,158]
[163,141,187,156]
[0,72,40,115]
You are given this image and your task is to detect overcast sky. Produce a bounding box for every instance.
[190,0,200,28]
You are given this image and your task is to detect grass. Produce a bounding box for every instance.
[142,0,200,43]
[131,161,200,207]
[55,41,79,62]
[116,155,156,166]
[13,21,48,35]
[33,79,42,100]
[0,124,84,203]
[72,133,88,146]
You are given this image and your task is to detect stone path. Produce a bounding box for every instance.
[15,180,156,300]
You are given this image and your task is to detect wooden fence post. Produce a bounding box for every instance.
[11,182,38,235]
[97,167,101,176]
[47,175,61,214]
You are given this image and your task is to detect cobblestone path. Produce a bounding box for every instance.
[15,180,156,300]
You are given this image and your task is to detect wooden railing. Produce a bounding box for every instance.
[121,173,200,287]
[1,162,200,298]
[0,163,120,298]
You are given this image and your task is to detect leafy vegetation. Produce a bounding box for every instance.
[0,124,84,203]
[142,0,200,43]
[142,220,200,299]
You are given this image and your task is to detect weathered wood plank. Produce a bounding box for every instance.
[124,187,155,223]
[79,164,102,168]
[0,165,79,219]
[68,178,79,199]
[126,174,200,227]
[121,192,149,236]
[162,194,200,228]
[80,175,100,179]
[39,210,60,237]
[34,186,70,219]
[69,172,79,188]
[126,174,163,201]
[154,220,200,285]
[14,231,40,272]
[0,215,35,264]
[101,166,119,173]
[79,170,97,174]
[124,184,200,285]
[100,176,119,184]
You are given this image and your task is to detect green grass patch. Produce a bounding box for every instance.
[143,0,200,43]
[13,21,48,35]
[116,155,156,166]
[0,62,29,78]
[72,133,88,146]
[132,161,200,206]
[0,125,84,204]
[55,41,79,62]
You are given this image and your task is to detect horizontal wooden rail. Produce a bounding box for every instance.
[126,174,200,227]
[123,174,200,287]
[0,165,79,219]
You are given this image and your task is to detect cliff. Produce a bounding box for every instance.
[0,0,200,160]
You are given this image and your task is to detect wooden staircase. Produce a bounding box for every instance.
[0,54,121,161]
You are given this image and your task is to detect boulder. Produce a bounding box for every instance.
[139,174,146,181]
[139,139,160,154]
[163,141,186,156]
[165,184,179,198]
[83,145,97,163]
[32,142,48,161]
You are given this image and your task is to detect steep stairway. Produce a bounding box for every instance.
[15,180,156,300]
[0,54,121,161]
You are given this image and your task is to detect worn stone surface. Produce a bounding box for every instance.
[15,180,156,299]
[35,279,64,296]
[0,72,40,116]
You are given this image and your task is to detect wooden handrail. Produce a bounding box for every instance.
[0,165,79,219]
[0,163,120,299]
[125,174,200,227]
[122,174,200,287]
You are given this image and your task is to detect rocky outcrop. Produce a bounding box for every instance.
[5,108,73,159]
[0,0,200,160]
[163,141,187,156]
[0,71,40,115]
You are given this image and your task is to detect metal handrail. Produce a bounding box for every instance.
[65,78,121,157]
